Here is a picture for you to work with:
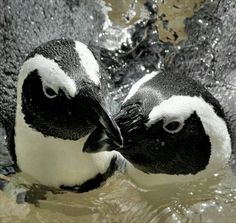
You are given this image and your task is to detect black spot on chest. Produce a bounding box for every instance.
[60,156,119,192]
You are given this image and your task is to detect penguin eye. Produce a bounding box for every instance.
[163,120,184,134]
[43,86,57,99]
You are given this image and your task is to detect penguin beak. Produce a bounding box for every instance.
[85,102,123,152]
[83,122,121,153]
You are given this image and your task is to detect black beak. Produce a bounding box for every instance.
[83,100,123,152]
[83,126,121,153]
[83,128,111,153]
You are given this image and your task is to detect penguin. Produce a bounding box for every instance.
[84,70,232,188]
[13,38,123,192]
[0,0,112,177]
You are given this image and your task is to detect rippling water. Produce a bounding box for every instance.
[2,167,236,222]
[1,0,236,222]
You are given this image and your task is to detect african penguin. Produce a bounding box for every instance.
[84,70,232,188]
[14,39,123,192]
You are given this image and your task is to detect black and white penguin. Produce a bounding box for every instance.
[14,39,123,192]
[84,70,232,187]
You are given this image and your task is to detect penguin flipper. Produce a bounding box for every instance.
[0,125,16,176]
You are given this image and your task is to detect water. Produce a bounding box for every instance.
[1,0,236,222]
[1,167,236,222]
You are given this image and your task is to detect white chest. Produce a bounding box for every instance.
[14,114,115,188]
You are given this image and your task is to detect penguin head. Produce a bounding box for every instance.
[117,96,231,175]
[16,39,122,145]
[84,73,231,178]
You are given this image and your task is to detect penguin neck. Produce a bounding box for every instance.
[14,108,116,189]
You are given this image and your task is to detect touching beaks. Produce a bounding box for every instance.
[83,127,122,154]
[83,102,123,153]
[83,128,108,153]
